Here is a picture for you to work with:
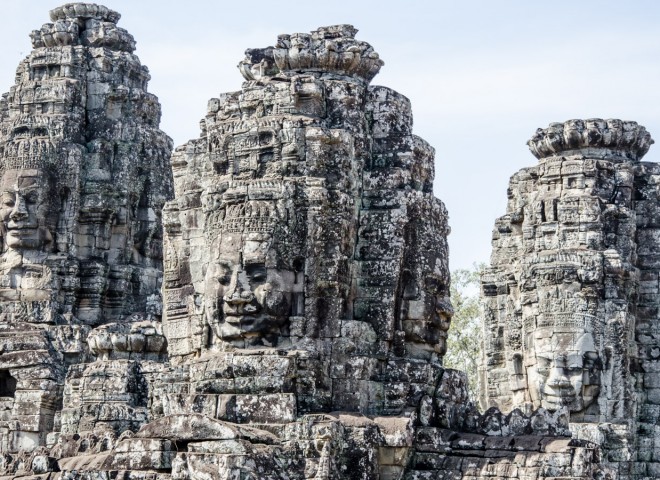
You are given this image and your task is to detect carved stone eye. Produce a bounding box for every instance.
[424,276,442,294]
[536,357,551,376]
[583,352,601,370]
[246,264,267,283]
[213,264,232,286]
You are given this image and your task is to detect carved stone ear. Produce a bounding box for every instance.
[40,227,54,253]
[400,269,418,300]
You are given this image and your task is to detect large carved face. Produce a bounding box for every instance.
[428,275,453,355]
[0,169,54,251]
[531,330,601,412]
[203,232,295,344]
[401,273,453,356]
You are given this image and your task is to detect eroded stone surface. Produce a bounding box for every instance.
[0,4,612,480]
[0,0,172,458]
[159,22,451,424]
[480,118,659,478]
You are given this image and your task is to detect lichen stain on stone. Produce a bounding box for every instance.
[0,3,651,479]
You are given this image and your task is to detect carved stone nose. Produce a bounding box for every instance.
[223,268,254,305]
[546,367,571,388]
[9,196,28,221]
[224,290,253,305]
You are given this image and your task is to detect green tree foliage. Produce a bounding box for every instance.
[443,263,486,399]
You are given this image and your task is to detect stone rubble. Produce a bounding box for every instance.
[0,2,647,479]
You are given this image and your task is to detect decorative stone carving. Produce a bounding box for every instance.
[0,168,55,254]
[532,327,601,413]
[0,5,611,479]
[481,118,660,478]
[201,194,301,345]
[0,1,173,454]
[161,24,450,376]
[135,24,597,480]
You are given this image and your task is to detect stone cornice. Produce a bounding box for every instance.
[527,118,654,161]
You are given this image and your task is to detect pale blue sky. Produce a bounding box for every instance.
[3,1,660,271]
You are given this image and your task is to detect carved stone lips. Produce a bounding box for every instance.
[223,304,259,316]
[224,315,259,325]
[7,226,37,235]
[542,390,576,403]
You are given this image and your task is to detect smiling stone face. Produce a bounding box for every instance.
[204,258,294,343]
[531,329,601,412]
[0,169,55,252]
[203,221,297,347]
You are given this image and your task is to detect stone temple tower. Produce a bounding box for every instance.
[0,3,172,453]
[0,4,636,479]
[160,23,452,419]
[480,119,660,478]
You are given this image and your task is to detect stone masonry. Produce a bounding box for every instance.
[480,119,660,479]
[0,2,640,479]
[0,1,172,459]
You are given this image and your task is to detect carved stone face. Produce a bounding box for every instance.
[531,330,601,412]
[204,232,295,344]
[428,276,453,355]
[401,273,452,356]
[0,169,54,251]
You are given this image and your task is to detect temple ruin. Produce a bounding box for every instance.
[0,1,172,459]
[480,119,660,478]
[0,2,655,479]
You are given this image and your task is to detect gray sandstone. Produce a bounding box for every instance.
[0,3,651,479]
[0,1,173,460]
[480,119,660,479]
